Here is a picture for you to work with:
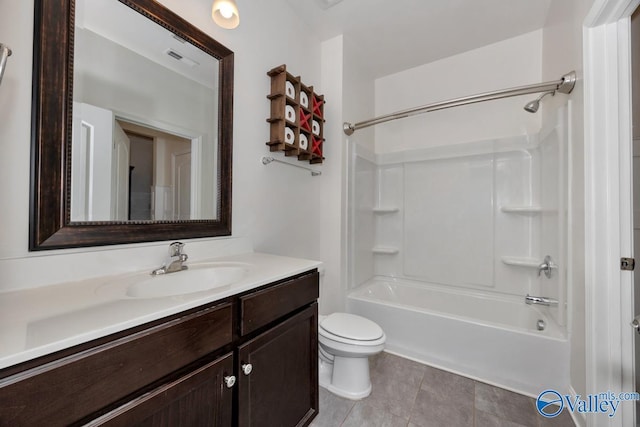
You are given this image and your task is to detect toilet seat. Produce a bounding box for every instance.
[319,313,385,345]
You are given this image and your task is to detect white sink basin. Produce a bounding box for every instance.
[96,262,251,299]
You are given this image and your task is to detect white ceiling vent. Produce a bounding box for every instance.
[314,0,345,9]
[165,49,199,67]
[172,34,187,44]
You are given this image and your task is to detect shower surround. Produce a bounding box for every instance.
[347,108,570,396]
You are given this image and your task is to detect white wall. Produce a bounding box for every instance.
[374,30,543,153]
[541,0,594,412]
[0,1,340,304]
[74,28,216,142]
[312,35,376,313]
[343,38,376,291]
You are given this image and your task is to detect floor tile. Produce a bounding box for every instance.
[369,351,384,371]
[313,352,574,427]
[475,382,538,427]
[475,409,531,427]
[365,353,427,419]
[341,401,408,427]
[372,352,427,389]
[310,387,355,427]
[409,388,474,427]
[420,365,474,402]
[536,408,576,427]
[365,375,420,420]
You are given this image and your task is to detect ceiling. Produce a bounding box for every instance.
[76,0,218,90]
[285,0,552,78]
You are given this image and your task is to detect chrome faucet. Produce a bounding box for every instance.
[525,294,558,307]
[151,242,188,275]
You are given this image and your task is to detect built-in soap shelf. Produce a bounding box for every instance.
[500,206,543,214]
[372,207,399,214]
[372,246,399,255]
[500,256,541,268]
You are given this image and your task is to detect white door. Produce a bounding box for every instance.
[71,102,114,221]
[172,150,191,220]
[112,122,131,221]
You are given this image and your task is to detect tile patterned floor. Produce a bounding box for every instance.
[310,352,575,427]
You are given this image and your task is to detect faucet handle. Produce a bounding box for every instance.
[169,241,185,256]
[537,255,557,279]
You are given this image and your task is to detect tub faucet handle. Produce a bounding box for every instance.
[537,255,557,279]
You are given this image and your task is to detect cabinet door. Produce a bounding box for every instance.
[238,304,318,427]
[0,303,232,427]
[89,352,234,427]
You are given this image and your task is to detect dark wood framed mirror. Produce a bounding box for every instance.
[30,0,233,250]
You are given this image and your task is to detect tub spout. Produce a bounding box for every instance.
[525,294,558,307]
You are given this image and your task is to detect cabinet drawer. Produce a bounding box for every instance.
[0,303,232,427]
[240,270,319,336]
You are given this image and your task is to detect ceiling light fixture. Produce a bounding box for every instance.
[212,0,240,29]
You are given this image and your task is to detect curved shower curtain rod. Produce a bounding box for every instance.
[343,71,576,136]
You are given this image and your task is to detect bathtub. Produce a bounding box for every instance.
[347,277,569,397]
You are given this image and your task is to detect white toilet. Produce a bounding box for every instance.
[318,312,386,400]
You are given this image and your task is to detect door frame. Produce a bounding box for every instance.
[114,111,204,218]
[584,0,640,425]
[171,148,193,220]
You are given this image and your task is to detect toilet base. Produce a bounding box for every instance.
[318,355,372,400]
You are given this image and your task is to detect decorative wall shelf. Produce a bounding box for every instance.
[500,206,543,214]
[373,207,399,214]
[266,64,325,164]
[500,256,541,268]
[372,246,399,255]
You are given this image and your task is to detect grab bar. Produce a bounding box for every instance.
[0,44,12,87]
[525,294,558,307]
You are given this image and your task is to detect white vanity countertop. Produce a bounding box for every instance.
[0,252,322,370]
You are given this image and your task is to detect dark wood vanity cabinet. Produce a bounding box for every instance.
[90,353,235,427]
[0,270,319,427]
[238,306,318,427]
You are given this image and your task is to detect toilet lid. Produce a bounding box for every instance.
[320,313,384,341]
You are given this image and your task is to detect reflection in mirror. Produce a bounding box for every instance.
[30,0,233,250]
[72,0,220,221]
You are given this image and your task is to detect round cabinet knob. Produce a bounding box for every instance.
[242,363,253,376]
[224,375,236,388]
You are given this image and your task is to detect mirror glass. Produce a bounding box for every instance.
[72,0,219,221]
[30,0,233,250]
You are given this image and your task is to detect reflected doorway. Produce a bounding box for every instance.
[118,120,192,221]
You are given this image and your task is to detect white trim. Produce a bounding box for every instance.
[567,384,587,427]
[584,1,636,426]
[586,0,640,26]
[113,110,198,140]
[190,136,203,219]
[616,16,636,426]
